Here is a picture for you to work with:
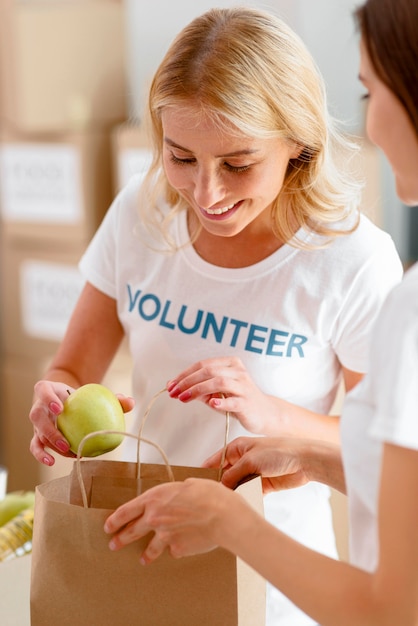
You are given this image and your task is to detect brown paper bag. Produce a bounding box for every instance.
[30,395,266,625]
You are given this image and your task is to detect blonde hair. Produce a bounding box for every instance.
[139,6,361,250]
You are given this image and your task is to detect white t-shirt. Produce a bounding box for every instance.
[341,262,418,574]
[79,175,403,625]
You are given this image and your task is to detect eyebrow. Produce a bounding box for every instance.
[164,137,260,158]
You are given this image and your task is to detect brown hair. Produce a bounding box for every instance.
[355,0,418,136]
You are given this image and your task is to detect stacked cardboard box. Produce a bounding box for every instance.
[111,122,153,193]
[0,0,130,490]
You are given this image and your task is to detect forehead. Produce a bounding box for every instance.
[161,104,256,147]
[359,38,375,80]
[161,103,238,131]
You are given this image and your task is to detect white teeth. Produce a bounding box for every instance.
[205,203,236,215]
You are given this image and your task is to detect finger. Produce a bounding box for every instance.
[202,447,224,468]
[29,434,56,466]
[220,457,258,489]
[108,520,146,550]
[38,424,72,455]
[104,494,149,534]
[203,437,254,470]
[168,372,213,399]
[166,360,210,393]
[168,359,240,399]
[140,533,168,565]
[115,394,135,413]
[168,357,235,386]
[33,380,72,410]
[208,394,242,413]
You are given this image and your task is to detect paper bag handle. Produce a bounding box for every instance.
[138,388,230,482]
[76,431,175,508]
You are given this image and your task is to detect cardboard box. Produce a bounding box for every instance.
[0,0,127,133]
[111,122,153,192]
[0,354,45,491]
[0,239,85,358]
[0,128,113,246]
[0,345,133,491]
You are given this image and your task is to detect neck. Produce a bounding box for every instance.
[188,212,285,268]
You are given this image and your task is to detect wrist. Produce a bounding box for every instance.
[215,490,261,553]
[300,440,344,492]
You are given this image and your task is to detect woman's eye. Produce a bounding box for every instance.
[361,92,370,101]
[169,153,195,166]
[168,151,251,173]
[224,162,251,173]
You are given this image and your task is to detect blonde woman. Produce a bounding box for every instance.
[30,7,402,625]
[105,1,418,624]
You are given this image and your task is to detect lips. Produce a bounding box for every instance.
[205,202,236,215]
[200,200,242,219]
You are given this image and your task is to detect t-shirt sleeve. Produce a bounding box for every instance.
[332,232,403,373]
[367,270,418,450]
[78,177,139,298]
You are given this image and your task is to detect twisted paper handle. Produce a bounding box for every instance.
[76,431,175,508]
[138,388,230,482]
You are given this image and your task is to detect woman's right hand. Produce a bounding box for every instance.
[29,379,135,465]
[205,436,311,493]
[29,380,77,465]
[204,435,345,495]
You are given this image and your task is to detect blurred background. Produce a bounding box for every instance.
[0,0,412,560]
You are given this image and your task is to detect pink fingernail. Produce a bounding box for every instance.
[168,386,181,398]
[49,402,62,415]
[56,439,69,453]
[178,390,192,402]
[167,380,178,393]
[42,457,53,466]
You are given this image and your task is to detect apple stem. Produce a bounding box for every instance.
[66,389,71,396]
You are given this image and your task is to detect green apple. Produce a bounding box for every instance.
[0,491,35,526]
[57,383,126,457]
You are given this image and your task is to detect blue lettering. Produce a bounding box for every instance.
[266,329,288,357]
[126,286,309,358]
[245,324,268,354]
[178,306,203,334]
[202,313,228,343]
[138,294,160,321]
[286,334,307,357]
[159,300,175,329]
[230,318,249,347]
[127,284,141,312]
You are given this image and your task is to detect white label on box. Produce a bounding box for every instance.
[118,148,152,190]
[0,143,83,223]
[20,260,85,341]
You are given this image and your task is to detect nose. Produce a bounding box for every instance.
[193,166,225,210]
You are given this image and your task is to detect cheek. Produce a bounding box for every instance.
[365,104,381,147]
[163,159,188,190]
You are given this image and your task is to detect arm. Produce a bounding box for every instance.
[29,282,132,465]
[167,357,362,443]
[104,442,418,626]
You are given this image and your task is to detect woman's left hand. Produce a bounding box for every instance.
[104,478,238,564]
[167,356,275,433]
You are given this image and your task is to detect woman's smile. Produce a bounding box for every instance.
[200,200,242,219]
[161,104,300,239]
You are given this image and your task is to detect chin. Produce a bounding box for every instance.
[395,181,418,207]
